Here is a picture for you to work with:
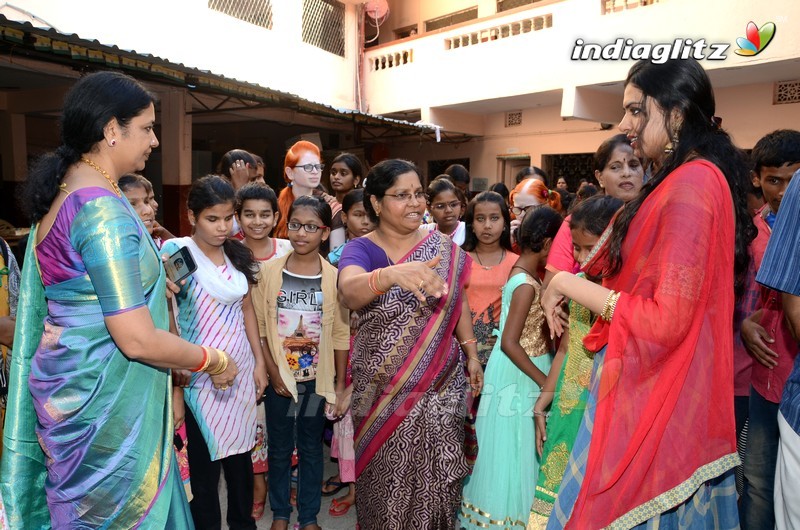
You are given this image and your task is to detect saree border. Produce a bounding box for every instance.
[605,453,739,530]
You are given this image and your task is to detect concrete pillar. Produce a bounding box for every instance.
[159,88,193,236]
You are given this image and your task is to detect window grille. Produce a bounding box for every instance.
[302,0,346,57]
[497,0,542,12]
[208,0,273,30]
[774,81,800,105]
[425,7,478,32]
[505,111,523,127]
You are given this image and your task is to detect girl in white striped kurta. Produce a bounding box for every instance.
[164,175,267,530]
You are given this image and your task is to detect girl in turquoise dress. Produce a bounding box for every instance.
[460,206,563,529]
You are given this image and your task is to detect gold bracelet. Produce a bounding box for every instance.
[459,338,478,346]
[206,349,229,375]
[375,267,388,293]
[603,291,621,322]
[467,355,480,363]
[601,291,620,321]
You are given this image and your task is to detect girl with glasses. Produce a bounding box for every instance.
[422,177,467,245]
[509,178,561,253]
[275,141,346,253]
[338,159,483,529]
[254,195,350,530]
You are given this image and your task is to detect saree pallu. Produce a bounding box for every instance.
[0,192,191,528]
[547,349,739,530]
[528,299,595,529]
[559,160,739,529]
[352,231,470,530]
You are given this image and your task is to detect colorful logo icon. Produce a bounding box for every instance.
[735,21,776,56]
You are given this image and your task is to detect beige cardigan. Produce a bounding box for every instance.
[252,252,350,404]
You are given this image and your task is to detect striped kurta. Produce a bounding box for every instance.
[168,257,257,460]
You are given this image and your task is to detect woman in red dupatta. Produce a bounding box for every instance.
[338,159,483,530]
[540,58,755,529]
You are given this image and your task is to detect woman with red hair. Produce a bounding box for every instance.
[275,141,345,251]
[509,178,562,249]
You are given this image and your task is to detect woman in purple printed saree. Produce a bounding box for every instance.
[338,159,483,530]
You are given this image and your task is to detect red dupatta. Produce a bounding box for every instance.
[573,160,738,528]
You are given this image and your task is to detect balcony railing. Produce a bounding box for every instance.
[602,0,661,14]
[369,48,414,71]
[444,14,552,50]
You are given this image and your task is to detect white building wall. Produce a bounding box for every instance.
[386,81,800,186]
[364,0,800,118]
[13,0,359,109]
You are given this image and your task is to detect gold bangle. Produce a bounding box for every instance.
[603,291,621,322]
[601,291,618,321]
[467,355,480,363]
[206,349,229,375]
[459,338,478,346]
[375,267,388,293]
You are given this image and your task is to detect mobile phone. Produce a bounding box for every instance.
[165,246,197,284]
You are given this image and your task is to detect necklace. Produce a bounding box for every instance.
[81,156,121,196]
[513,263,538,281]
[475,249,505,271]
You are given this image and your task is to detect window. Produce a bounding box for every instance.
[775,80,800,105]
[505,111,523,127]
[208,0,273,30]
[497,0,544,12]
[425,7,478,32]
[302,0,346,57]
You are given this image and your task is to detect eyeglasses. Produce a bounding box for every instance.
[511,204,537,216]
[287,222,328,233]
[430,200,461,212]
[383,191,427,203]
[293,164,325,173]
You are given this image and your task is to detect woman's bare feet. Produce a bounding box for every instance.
[269,520,288,530]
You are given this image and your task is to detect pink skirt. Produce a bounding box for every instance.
[331,410,355,483]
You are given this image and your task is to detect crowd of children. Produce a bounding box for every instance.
[4,60,800,530]
[105,120,800,530]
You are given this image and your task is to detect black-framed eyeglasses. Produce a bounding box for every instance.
[383,191,426,203]
[430,200,461,212]
[287,222,328,233]
[293,163,325,173]
[511,204,537,216]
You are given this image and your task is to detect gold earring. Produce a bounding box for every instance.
[664,136,678,154]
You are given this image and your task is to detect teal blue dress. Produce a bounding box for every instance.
[460,272,553,529]
[0,188,192,528]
